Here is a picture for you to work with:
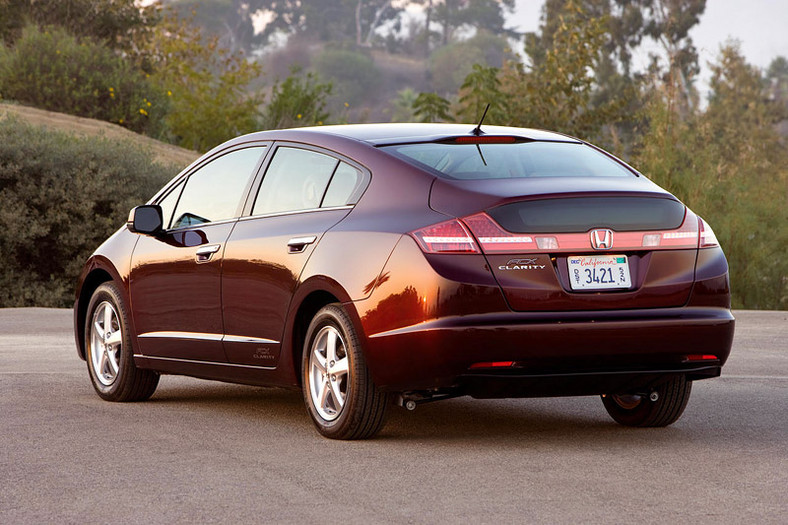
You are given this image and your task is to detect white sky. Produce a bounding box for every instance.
[511,0,788,92]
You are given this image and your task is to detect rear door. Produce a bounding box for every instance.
[221,144,370,366]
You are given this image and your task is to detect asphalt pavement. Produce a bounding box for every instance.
[1,308,786,524]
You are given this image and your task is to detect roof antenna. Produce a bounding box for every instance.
[472,104,490,136]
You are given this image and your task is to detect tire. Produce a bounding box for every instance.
[602,375,692,427]
[302,304,389,439]
[85,282,159,402]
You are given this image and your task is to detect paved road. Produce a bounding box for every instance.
[1,309,786,524]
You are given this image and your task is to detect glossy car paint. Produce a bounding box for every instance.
[74,123,734,401]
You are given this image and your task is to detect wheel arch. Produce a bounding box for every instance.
[284,277,362,388]
[74,265,120,360]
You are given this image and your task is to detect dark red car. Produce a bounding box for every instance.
[74,124,734,439]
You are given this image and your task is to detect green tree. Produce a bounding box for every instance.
[635,44,788,309]
[0,25,168,135]
[500,0,618,140]
[260,68,332,129]
[456,63,506,124]
[0,0,159,48]
[139,12,263,152]
[412,92,452,122]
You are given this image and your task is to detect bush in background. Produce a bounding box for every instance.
[0,118,176,307]
[0,25,168,136]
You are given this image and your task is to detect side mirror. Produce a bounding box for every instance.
[127,205,163,235]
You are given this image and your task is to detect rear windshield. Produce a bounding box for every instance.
[381,141,634,180]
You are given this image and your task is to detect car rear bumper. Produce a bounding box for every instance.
[363,306,735,393]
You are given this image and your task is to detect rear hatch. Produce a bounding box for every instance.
[385,137,700,312]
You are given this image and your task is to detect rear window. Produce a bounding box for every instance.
[381,141,634,180]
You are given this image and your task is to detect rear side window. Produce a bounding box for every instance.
[382,141,634,180]
[322,162,366,207]
[253,147,338,215]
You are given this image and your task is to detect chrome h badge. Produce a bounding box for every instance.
[590,229,613,250]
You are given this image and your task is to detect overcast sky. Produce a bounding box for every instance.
[511,0,788,92]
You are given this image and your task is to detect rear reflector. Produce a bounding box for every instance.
[685,354,718,362]
[469,361,515,369]
[411,219,480,253]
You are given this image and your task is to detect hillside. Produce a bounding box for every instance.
[0,103,200,169]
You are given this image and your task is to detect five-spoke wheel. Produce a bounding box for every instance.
[85,282,159,401]
[302,304,389,439]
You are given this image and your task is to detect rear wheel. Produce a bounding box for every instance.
[302,304,389,439]
[602,375,692,427]
[85,282,159,401]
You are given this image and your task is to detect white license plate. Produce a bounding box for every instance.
[568,255,631,290]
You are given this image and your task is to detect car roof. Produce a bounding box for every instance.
[300,123,579,145]
[236,123,580,147]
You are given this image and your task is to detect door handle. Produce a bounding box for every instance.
[287,235,317,254]
[195,244,221,262]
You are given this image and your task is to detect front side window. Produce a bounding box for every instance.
[252,147,338,216]
[171,147,265,229]
[382,141,634,180]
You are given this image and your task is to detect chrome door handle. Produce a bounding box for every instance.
[287,235,317,254]
[195,244,221,262]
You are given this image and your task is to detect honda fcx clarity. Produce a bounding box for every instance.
[74,123,735,439]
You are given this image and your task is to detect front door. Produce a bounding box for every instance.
[129,145,268,362]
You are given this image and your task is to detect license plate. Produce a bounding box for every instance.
[568,255,631,290]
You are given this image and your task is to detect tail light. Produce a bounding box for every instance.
[411,219,479,253]
[699,218,720,248]
[462,213,538,253]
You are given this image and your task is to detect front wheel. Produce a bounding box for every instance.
[602,375,692,427]
[302,304,389,439]
[85,282,159,401]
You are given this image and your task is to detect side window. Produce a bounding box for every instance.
[156,180,184,230]
[171,147,265,229]
[252,147,338,216]
[321,162,366,207]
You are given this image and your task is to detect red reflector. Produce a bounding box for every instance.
[453,136,517,144]
[685,354,718,361]
[469,361,514,369]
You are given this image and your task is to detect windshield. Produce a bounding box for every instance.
[381,141,635,180]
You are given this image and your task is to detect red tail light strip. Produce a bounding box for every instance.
[461,211,702,254]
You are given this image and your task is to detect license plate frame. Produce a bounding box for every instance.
[568,255,632,291]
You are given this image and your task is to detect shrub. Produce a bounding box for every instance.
[0,25,168,136]
[0,118,176,307]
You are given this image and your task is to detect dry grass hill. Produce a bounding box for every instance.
[0,103,200,168]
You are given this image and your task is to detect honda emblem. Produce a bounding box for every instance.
[590,229,614,250]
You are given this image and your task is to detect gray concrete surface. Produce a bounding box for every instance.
[1,308,786,524]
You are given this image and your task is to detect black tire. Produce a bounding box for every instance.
[602,375,692,427]
[85,282,159,401]
[302,304,389,439]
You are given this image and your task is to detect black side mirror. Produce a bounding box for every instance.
[127,205,163,235]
